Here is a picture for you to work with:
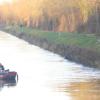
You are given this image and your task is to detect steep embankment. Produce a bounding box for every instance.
[2,25,100,68]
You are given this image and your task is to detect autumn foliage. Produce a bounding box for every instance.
[0,0,100,34]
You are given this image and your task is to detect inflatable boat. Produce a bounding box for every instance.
[0,70,18,80]
[0,63,18,80]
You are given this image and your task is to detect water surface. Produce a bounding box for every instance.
[0,31,100,100]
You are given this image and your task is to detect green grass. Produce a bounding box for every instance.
[3,25,100,52]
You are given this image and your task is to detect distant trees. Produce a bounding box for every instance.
[77,0,100,35]
[0,0,100,34]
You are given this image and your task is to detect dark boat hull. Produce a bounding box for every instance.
[0,71,18,80]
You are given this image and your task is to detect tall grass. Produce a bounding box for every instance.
[4,25,100,52]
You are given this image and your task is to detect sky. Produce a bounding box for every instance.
[0,0,13,4]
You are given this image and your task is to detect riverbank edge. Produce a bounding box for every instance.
[2,29,100,68]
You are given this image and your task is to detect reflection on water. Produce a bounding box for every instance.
[0,80,17,91]
[59,79,100,100]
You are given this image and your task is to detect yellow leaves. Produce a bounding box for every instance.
[0,0,94,22]
[0,0,99,32]
[58,15,67,32]
[75,0,94,23]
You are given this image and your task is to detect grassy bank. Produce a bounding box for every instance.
[3,25,100,53]
[1,24,100,68]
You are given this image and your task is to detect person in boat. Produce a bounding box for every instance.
[0,63,4,70]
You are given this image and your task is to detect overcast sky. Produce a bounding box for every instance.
[0,0,13,4]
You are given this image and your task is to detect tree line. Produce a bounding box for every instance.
[0,0,100,35]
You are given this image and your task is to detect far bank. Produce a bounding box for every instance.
[1,25,100,68]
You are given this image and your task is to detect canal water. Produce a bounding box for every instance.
[0,31,100,100]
